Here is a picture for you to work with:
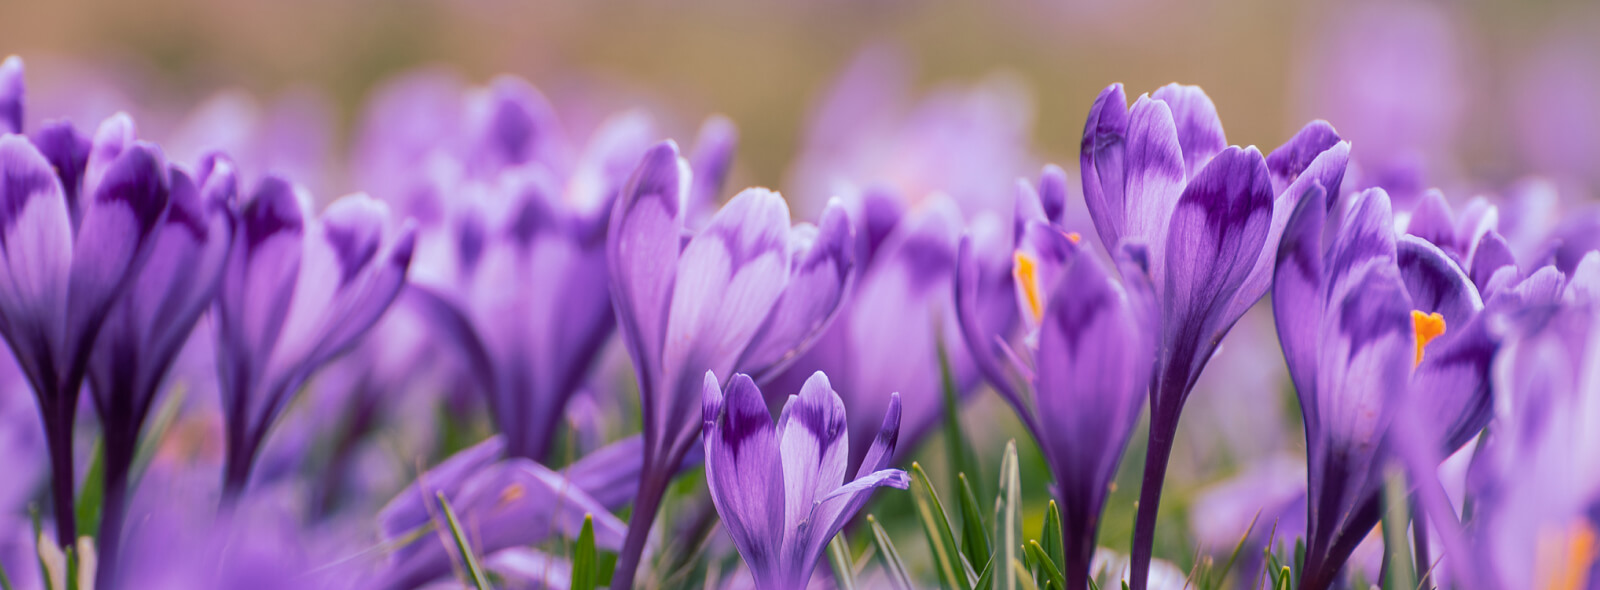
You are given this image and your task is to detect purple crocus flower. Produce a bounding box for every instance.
[606,141,853,589]
[85,153,235,587]
[956,171,1157,588]
[702,371,907,590]
[0,78,173,544]
[1079,82,1350,588]
[1,56,22,135]
[213,178,415,500]
[1272,186,1494,589]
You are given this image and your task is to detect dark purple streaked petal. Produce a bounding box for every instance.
[1162,146,1273,352]
[1081,83,1129,253]
[776,372,849,548]
[0,135,72,387]
[1120,95,1186,272]
[1265,120,1344,195]
[1396,235,1481,328]
[739,200,854,383]
[65,142,170,359]
[29,122,90,210]
[1272,183,1329,408]
[1038,164,1068,225]
[854,391,901,477]
[798,392,904,584]
[83,114,136,201]
[466,75,559,175]
[1152,84,1227,178]
[0,56,21,134]
[1235,130,1349,329]
[703,372,784,587]
[215,177,307,432]
[606,141,688,406]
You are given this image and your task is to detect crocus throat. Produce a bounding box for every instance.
[1535,520,1597,590]
[1410,310,1446,367]
[1014,250,1043,322]
[1066,232,1081,244]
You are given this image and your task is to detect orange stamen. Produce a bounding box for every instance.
[1411,310,1446,367]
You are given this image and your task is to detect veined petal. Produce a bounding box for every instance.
[0,56,22,134]
[217,176,307,418]
[83,113,136,203]
[1232,133,1349,327]
[1405,190,1457,254]
[799,393,905,585]
[1081,83,1129,253]
[28,122,90,209]
[1121,95,1186,280]
[703,372,784,585]
[66,142,170,360]
[1162,146,1273,353]
[1272,183,1329,409]
[0,135,72,385]
[1152,84,1227,177]
[739,199,854,382]
[1469,230,1515,296]
[776,372,849,556]
[1265,121,1344,195]
[606,141,688,406]
[660,187,789,431]
[688,115,738,214]
[465,75,559,175]
[378,435,507,543]
[954,223,1025,415]
[1396,235,1481,329]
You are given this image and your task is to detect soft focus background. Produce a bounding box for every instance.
[2,0,1599,584]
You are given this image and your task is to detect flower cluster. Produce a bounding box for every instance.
[0,43,1597,590]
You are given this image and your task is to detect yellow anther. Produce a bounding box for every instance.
[498,483,526,508]
[1411,310,1446,367]
[1013,251,1044,321]
[1066,232,1082,244]
[1537,521,1597,590]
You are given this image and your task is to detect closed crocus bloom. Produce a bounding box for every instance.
[86,154,235,588]
[1080,83,1350,588]
[957,174,1156,589]
[214,178,415,500]
[0,100,172,545]
[1273,186,1494,589]
[702,371,907,590]
[1,56,21,134]
[606,142,853,590]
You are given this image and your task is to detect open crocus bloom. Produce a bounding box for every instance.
[703,371,907,590]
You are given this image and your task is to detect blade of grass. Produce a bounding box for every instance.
[571,514,597,590]
[1207,509,1261,590]
[868,515,914,590]
[74,439,103,541]
[1011,559,1041,590]
[1025,540,1067,590]
[997,441,1021,590]
[436,492,491,590]
[1041,500,1065,582]
[938,339,981,494]
[958,473,993,572]
[828,534,857,590]
[911,462,976,590]
[1381,467,1416,590]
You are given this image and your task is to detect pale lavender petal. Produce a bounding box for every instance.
[83,113,136,202]
[0,56,21,134]
[377,435,507,542]
[954,224,1025,415]
[1234,129,1349,325]
[0,136,71,387]
[1152,84,1227,177]
[1080,83,1129,253]
[776,371,849,542]
[739,200,854,383]
[703,372,784,585]
[606,141,688,406]
[1405,190,1457,253]
[1469,230,1515,296]
[1272,183,1329,407]
[1121,95,1186,277]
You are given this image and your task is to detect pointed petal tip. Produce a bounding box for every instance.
[0,56,21,134]
[702,370,724,424]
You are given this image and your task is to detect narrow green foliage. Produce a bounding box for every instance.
[1292,538,1305,589]
[1276,566,1291,590]
[74,439,103,541]
[1025,540,1067,590]
[910,462,976,590]
[1205,509,1261,590]
[938,339,982,494]
[436,492,491,590]
[868,515,915,590]
[571,514,597,590]
[1011,559,1042,590]
[996,441,1021,590]
[974,551,996,590]
[1381,468,1417,590]
[958,473,993,571]
[827,534,857,590]
[1039,500,1065,583]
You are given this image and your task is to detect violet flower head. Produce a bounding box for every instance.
[0,56,22,135]
[213,177,416,499]
[605,141,853,589]
[702,371,907,590]
[1079,82,1349,588]
[0,88,173,544]
[1272,186,1493,590]
[85,153,235,588]
[956,170,1157,589]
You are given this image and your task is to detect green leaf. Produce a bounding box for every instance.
[911,462,976,590]
[974,550,997,590]
[74,439,103,541]
[436,492,491,590]
[996,440,1021,590]
[1040,500,1065,582]
[1208,509,1261,589]
[1025,540,1067,590]
[938,338,982,494]
[1381,467,1416,590]
[868,515,914,590]
[1292,538,1305,590]
[827,534,857,590]
[958,473,993,572]
[1276,566,1290,590]
[571,514,597,590]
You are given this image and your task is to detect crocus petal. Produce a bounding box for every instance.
[854,392,901,478]
[1405,190,1457,253]
[739,199,854,383]
[1565,251,1600,304]
[0,56,21,134]
[1038,164,1068,225]
[688,115,738,214]
[569,111,659,223]
[954,223,1025,414]
[1081,83,1129,252]
[1233,131,1349,328]
[606,141,688,405]
[83,114,136,202]
[1265,120,1344,195]
[216,177,307,434]
[1162,145,1273,360]
[1396,235,1482,328]
[1273,183,1329,408]
[0,135,72,386]
[1151,84,1227,177]
[798,394,905,583]
[775,372,850,560]
[703,372,784,585]
[1469,230,1515,297]
[465,75,559,175]
[1121,95,1186,276]
[65,142,170,358]
[28,122,90,209]
[377,435,507,542]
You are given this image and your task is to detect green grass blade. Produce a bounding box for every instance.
[74,439,103,541]
[436,492,491,590]
[868,515,915,590]
[997,440,1021,590]
[571,514,597,590]
[1381,468,1416,590]
[958,473,993,572]
[938,339,982,494]
[1208,509,1261,589]
[828,534,857,590]
[1025,540,1067,590]
[974,550,997,590]
[911,462,976,590]
[1041,500,1065,581]
[1011,559,1041,590]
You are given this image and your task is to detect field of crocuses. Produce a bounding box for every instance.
[0,2,1597,589]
